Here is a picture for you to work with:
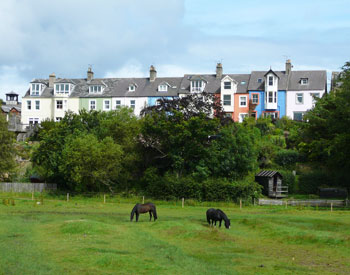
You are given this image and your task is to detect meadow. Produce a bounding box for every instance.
[0,195,350,274]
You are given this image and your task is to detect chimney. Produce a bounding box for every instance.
[87,67,94,81]
[49,73,56,88]
[216,63,223,79]
[150,65,157,82]
[285,59,292,75]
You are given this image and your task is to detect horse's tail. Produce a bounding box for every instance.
[130,204,139,221]
[152,205,157,221]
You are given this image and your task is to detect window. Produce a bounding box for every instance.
[311,93,320,104]
[239,113,248,123]
[268,92,273,103]
[191,80,203,92]
[264,112,278,119]
[301,78,308,85]
[268,76,273,86]
[251,112,257,119]
[29,118,39,125]
[293,112,304,121]
[274,92,277,103]
[35,100,40,110]
[158,85,168,92]
[252,94,259,104]
[31,83,41,95]
[27,100,31,110]
[55,83,71,94]
[89,100,96,110]
[130,100,136,110]
[89,85,102,93]
[257,78,263,83]
[55,117,62,122]
[104,100,110,110]
[239,96,247,107]
[115,100,121,108]
[224,82,231,89]
[241,81,246,85]
[56,100,63,109]
[223,95,231,106]
[296,93,303,104]
[129,85,135,92]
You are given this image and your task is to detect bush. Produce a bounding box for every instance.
[145,172,262,202]
[298,170,332,194]
[275,149,299,168]
[279,170,296,194]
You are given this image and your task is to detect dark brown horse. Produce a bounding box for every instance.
[130,203,157,222]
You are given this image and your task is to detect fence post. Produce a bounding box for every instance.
[67,193,69,202]
[182,198,184,208]
[331,202,333,212]
[240,199,242,209]
[104,194,106,204]
[285,200,288,209]
[32,191,34,201]
[142,196,145,204]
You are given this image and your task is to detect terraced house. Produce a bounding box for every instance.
[21,60,327,126]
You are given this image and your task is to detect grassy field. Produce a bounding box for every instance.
[0,196,350,274]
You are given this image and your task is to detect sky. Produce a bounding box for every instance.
[0,0,349,100]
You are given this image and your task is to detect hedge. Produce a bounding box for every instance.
[298,170,332,194]
[145,172,262,202]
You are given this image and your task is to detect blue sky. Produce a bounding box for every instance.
[0,0,349,100]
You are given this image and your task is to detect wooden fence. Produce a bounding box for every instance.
[259,198,348,207]
[0,183,57,193]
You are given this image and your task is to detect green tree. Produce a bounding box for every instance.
[0,114,16,180]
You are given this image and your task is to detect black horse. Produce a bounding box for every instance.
[130,203,157,222]
[206,208,230,229]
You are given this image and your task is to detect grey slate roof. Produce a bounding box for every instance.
[1,104,21,113]
[248,71,289,91]
[287,71,327,91]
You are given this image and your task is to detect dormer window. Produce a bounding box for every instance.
[55,83,71,94]
[31,83,43,96]
[129,85,136,92]
[257,78,263,83]
[191,80,204,92]
[301,78,308,85]
[89,85,102,93]
[224,82,231,89]
[241,81,246,85]
[158,84,168,92]
[268,76,273,86]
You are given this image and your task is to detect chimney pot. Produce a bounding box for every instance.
[216,63,223,79]
[150,65,157,82]
[285,59,292,75]
[49,73,56,88]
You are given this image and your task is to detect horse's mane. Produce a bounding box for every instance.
[216,209,229,222]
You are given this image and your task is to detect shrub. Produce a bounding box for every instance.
[275,149,299,169]
[279,170,296,194]
[298,170,332,194]
[145,172,262,202]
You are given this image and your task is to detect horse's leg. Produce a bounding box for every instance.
[136,213,139,222]
[149,211,152,221]
[219,220,222,228]
[214,220,217,227]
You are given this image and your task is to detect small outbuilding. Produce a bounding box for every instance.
[255,170,288,198]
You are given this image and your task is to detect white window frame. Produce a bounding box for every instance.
[27,100,31,110]
[158,85,168,92]
[239,96,247,107]
[296,93,304,104]
[268,76,273,86]
[223,95,231,106]
[55,83,71,94]
[31,83,41,96]
[293,111,305,121]
[89,85,102,93]
[224,81,231,89]
[56,100,63,109]
[130,100,136,110]
[103,100,111,111]
[301,78,309,85]
[35,100,40,110]
[115,100,121,108]
[29,118,39,125]
[89,100,96,111]
[129,85,135,92]
[268,92,273,103]
[55,117,62,122]
[311,93,320,105]
[252,94,259,104]
[239,113,248,123]
[191,80,203,92]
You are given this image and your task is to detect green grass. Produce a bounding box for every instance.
[0,197,350,274]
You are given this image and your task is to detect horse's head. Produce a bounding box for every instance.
[224,219,231,229]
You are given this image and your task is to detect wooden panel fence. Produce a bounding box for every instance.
[259,198,347,207]
[0,183,57,193]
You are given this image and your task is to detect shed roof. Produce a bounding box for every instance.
[256,170,283,178]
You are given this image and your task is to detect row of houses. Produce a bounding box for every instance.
[19,60,327,125]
